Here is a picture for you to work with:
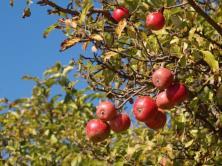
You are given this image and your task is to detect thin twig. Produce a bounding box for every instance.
[187,0,222,36]
[154,34,165,56]
[165,2,189,9]
[195,31,222,49]
[117,86,147,109]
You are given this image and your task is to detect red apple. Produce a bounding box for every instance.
[112,7,129,22]
[152,68,173,90]
[146,10,165,30]
[166,83,187,105]
[86,119,110,142]
[156,91,174,109]
[96,101,117,121]
[145,109,166,130]
[110,113,131,133]
[133,96,158,122]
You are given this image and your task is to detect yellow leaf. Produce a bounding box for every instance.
[201,50,219,73]
[115,18,127,39]
[50,134,58,144]
[127,26,136,39]
[170,37,179,45]
[183,42,188,54]
[90,34,103,41]
[70,19,77,28]
[185,139,194,148]
[104,51,118,61]
[60,37,81,51]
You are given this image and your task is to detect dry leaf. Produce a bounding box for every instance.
[91,45,98,52]
[115,18,127,38]
[70,20,77,28]
[90,34,103,41]
[82,42,89,51]
[60,37,81,51]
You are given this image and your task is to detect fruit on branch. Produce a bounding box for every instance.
[152,67,173,90]
[166,83,187,105]
[156,91,174,109]
[110,113,131,133]
[96,101,117,121]
[112,7,129,22]
[133,96,158,122]
[145,109,166,130]
[86,119,110,142]
[146,8,165,30]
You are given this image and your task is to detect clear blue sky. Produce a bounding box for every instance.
[0,1,86,100]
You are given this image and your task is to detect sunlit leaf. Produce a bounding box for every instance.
[103,51,118,61]
[79,0,93,24]
[115,18,127,39]
[60,37,81,51]
[201,50,219,73]
[90,34,103,41]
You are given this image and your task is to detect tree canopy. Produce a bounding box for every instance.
[1,0,222,165]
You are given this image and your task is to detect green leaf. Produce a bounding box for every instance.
[22,75,40,83]
[201,51,219,73]
[44,62,61,76]
[79,0,93,24]
[43,23,59,38]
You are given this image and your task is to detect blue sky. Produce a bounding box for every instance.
[0,1,86,100]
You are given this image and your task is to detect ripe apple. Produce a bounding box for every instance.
[156,91,174,109]
[96,101,117,121]
[145,109,166,130]
[146,9,165,30]
[133,96,158,122]
[110,113,131,133]
[166,83,187,105]
[152,67,173,90]
[112,7,129,22]
[86,119,110,142]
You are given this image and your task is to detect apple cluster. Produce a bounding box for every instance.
[112,6,165,30]
[86,101,131,142]
[86,8,187,143]
[133,67,187,130]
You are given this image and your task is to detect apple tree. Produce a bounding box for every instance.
[1,0,222,165]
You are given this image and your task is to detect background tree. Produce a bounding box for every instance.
[1,0,222,165]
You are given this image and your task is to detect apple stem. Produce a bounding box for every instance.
[161,62,166,67]
[114,0,119,7]
[159,7,165,14]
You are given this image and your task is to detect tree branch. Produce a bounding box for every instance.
[37,0,79,15]
[165,2,189,9]
[37,0,116,22]
[195,31,222,49]
[187,0,222,36]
